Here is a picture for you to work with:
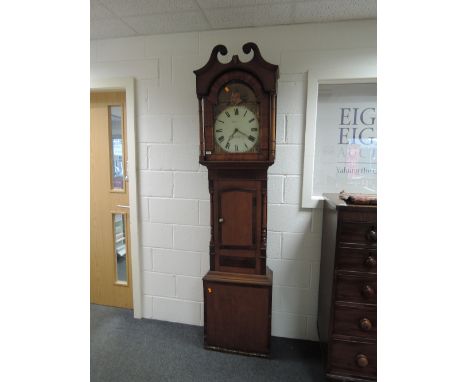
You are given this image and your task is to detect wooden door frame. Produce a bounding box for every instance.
[91,77,142,318]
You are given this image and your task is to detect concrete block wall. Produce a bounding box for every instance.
[91,20,376,340]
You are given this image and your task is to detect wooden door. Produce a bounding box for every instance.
[213,179,262,274]
[90,91,133,309]
[203,272,272,356]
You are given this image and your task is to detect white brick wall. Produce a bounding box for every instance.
[269,145,303,175]
[148,144,199,171]
[143,272,176,297]
[198,200,210,226]
[284,176,301,204]
[286,114,305,144]
[91,20,376,341]
[276,114,286,144]
[268,175,284,204]
[172,115,199,144]
[267,231,281,259]
[138,144,148,170]
[176,276,203,302]
[141,222,172,248]
[153,248,201,277]
[173,225,210,252]
[268,204,313,233]
[142,247,152,271]
[137,114,172,143]
[173,172,209,200]
[153,297,202,326]
[139,171,172,197]
[149,198,199,225]
[139,197,149,222]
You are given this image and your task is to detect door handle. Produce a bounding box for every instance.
[117,205,130,208]
[218,218,224,223]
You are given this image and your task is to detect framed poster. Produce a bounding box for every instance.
[301,58,377,208]
[313,82,377,197]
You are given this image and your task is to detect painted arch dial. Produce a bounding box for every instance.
[214,105,259,153]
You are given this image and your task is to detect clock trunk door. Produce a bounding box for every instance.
[214,179,262,274]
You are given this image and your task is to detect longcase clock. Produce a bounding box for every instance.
[194,42,279,357]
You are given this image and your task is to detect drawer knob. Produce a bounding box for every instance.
[355,354,369,368]
[360,318,373,331]
[218,217,224,223]
[367,228,377,242]
[361,285,375,299]
[364,255,377,268]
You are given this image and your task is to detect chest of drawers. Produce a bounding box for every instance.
[318,194,377,381]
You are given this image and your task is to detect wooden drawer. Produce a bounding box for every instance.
[338,221,377,246]
[328,339,377,379]
[335,273,376,305]
[336,246,377,273]
[340,210,376,224]
[333,303,377,339]
[338,210,377,246]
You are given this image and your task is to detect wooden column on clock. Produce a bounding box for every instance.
[194,43,279,357]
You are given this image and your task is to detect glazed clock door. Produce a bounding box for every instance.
[213,82,260,155]
[214,179,262,274]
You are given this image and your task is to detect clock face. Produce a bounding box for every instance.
[214,105,259,153]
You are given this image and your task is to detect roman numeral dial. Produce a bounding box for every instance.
[214,105,259,153]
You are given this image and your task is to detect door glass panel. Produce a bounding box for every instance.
[109,105,124,190]
[113,213,128,284]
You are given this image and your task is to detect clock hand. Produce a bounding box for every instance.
[226,128,238,144]
[235,129,249,138]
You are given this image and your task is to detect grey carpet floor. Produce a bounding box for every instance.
[91,304,327,382]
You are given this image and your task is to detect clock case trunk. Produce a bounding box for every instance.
[194,43,279,357]
[209,168,267,275]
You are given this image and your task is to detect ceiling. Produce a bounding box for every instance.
[91,0,377,40]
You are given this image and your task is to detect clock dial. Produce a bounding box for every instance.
[214,105,259,153]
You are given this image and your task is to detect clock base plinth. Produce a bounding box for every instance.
[203,268,273,357]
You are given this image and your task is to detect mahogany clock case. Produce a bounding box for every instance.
[194,43,279,357]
